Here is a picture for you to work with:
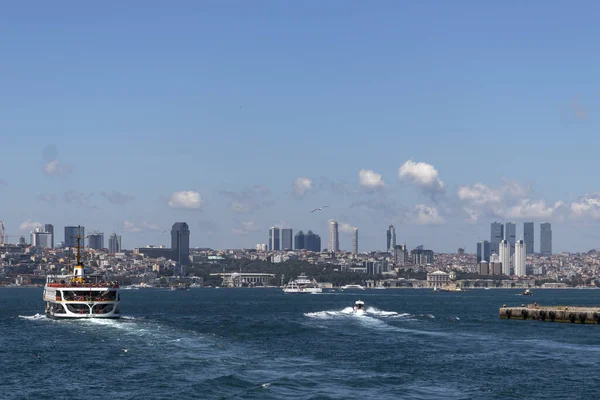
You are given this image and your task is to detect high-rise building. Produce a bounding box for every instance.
[352,227,358,255]
[294,230,305,250]
[515,240,526,276]
[476,240,490,263]
[269,226,280,251]
[328,220,339,252]
[64,226,84,248]
[108,233,121,253]
[315,234,321,252]
[490,222,504,255]
[281,229,293,250]
[499,240,511,275]
[44,224,54,249]
[523,222,534,255]
[540,222,552,255]
[305,230,321,252]
[0,221,4,245]
[171,222,190,265]
[31,227,52,249]
[88,232,104,250]
[505,222,516,256]
[386,225,396,251]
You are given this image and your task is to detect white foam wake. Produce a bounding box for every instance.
[18,313,46,320]
[304,307,410,319]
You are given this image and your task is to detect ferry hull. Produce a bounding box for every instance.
[45,300,121,319]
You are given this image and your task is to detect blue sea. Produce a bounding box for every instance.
[2,288,600,399]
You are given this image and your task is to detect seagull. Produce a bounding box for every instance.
[311,206,329,213]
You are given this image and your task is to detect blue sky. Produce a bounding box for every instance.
[1,1,599,253]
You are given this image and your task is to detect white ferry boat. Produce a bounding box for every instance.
[43,228,120,319]
[340,284,365,290]
[282,273,322,294]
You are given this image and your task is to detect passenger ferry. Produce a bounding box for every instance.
[282,273,322,294]
[43,227,120,319]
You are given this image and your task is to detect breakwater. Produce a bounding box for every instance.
[500,303,600,323]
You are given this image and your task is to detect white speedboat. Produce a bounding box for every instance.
[282,273,322,294]
[43,227,120,319]
[341,284,365,290]
[353,300,365,313]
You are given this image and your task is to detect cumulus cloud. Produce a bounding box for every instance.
[19,219,42,231]
[411,205,445,225]
[124,221,160,233]
[358,169,385,189]
[167,191,204,210]
[398,160,444,193]
[456,181,531,222]
[101,191,134,205]
[292,177,314,197]
[505,199,566,219]
[220,185,273,213]
[338,222,356,233]
[570,194,600,219]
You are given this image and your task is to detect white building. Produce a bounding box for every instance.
[427,271,450,288]
[515,239,526,276]
[328,220,339,253]
[499,239,511,276]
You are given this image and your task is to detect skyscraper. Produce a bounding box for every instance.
[269,226,280,251]
[64,226,84,248]
[0,221,4,245]
[505,222,516,256]
[540,222,552,255]
[476,240,490,263]
[386,225,396,251]
[294,230,305,250]
[499,240,511,275]
[31,227,52,249]
[515,240,526,276]
[328,220,339,252]
[108,233,121,253]
[490,222,504,255]
[352,227,358,255]
[281,228,293,250]
[523,222,534,255]
[305,230,321,252]
[171,222,190,265]
[44,224,54,249]
[88,232,104,250]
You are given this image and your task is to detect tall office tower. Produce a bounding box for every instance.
[315,234,322,252]
[269,226,280,251]
[44,224,54,249]
[281,229,293,250]
[352,227,358,255]
[476,240,490,263]
[386,225,397,251]
[523,222,534,255]
[171,222,190,265]
[505,222,516,256]
[294,230,305,250]
[108,233,121,253]
[88,232,104,250]
[64,226,84,248]
[540,222,552,255]
[515,240,526,276]
[499,240,511,276]
[31,227,52,249]
[328,220,339,252]
[305,230,316,252]
[490,222,504,255]
[0,221,4,244]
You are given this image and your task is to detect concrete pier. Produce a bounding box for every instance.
[500,303,600,323]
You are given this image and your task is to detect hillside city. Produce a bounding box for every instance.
[1,220,598,290]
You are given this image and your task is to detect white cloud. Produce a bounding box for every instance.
[167,191,204,210]
[19,219,42,231]
[358,169,385,189]
[456,181,531,222]
[339,222,356,233]
[505,199,566,219]
[293,177,314,197]
[411,205,445,225]
[570,194,600,219]
[43,160,71,176]
[398,160,444,193]
[124,221,160,233]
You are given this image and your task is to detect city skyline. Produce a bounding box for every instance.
[1,3,600,252]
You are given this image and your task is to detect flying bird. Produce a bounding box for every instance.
[310,206,329,213]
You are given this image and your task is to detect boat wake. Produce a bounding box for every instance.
[304,307,411,319]
[18,313,47,320]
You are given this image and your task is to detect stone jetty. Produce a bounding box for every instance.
[499,303,600,324]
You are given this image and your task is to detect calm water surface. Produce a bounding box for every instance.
[2,288,600,399]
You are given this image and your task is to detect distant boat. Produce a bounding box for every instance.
[341,284,365,290]
[520,289,533,296]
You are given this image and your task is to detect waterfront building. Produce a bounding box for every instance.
[427,271,449,288]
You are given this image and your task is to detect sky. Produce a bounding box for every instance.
[1,1,600,253]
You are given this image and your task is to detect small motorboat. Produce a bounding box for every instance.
[353,300,365,313]
[520,289,533,296]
